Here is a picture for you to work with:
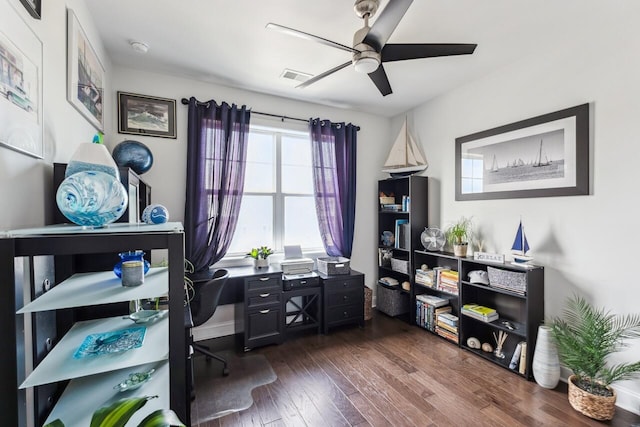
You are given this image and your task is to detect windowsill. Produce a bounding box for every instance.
[213,250,328,269]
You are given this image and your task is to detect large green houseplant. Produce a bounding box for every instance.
[550,295,640,420]
[445,216,473,257]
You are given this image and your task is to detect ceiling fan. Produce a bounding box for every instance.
[266,0,477,96]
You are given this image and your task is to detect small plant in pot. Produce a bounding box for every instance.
[550,295,640,420]
[445,216,473,257]
[246,246,273,268]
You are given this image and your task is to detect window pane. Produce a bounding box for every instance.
[284,196,323,249]
[227,195,273,254]
[244,132,275,193]
[282,135,313,194]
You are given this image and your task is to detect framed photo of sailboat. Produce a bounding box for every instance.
[455,103,589,201]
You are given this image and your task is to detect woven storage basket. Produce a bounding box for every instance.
[376,283,409,317]
[487,266,527,294]
[364,286,373,320]
[567,375,616,421]
[391,258,410,274]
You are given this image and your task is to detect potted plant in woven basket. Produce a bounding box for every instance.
[445,216,473,257]
[550,295,640,421]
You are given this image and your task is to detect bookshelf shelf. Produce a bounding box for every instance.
[412,250,544,380]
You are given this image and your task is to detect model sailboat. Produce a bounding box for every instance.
[382,118,428,177]
[511,220,533,265]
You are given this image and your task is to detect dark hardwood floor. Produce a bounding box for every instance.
[192,312,640,427]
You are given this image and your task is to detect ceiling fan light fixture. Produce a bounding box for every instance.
[354,56,379,74]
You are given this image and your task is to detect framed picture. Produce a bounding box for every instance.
[19,0,41,19]
[0,0,43,158]
[455,103,589,201]
[67,8,104,132]
[118,91,177,139]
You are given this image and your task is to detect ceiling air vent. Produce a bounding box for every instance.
[280,69,312,83]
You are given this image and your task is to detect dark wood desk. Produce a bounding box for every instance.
[191,266,364,351]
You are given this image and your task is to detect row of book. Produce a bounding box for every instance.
[509,341,528,375]
[461,303,499,322]
[380,195,411,212]
[394,219,410,249]
[414,267,459,295]
[415,294,459,344]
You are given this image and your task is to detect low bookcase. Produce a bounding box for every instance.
[413,250,544,380]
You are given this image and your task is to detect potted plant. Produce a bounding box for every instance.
[550,295,640,420]
[246,246,273,268]
[445,216,473,257]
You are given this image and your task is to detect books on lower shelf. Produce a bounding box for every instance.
[461,303,499,322]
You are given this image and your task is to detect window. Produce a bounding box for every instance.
[226,123,323,256]
[460,154,484,194]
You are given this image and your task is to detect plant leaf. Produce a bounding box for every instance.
[137,409,186,427]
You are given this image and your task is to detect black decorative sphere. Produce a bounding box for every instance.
[112,140,153,175]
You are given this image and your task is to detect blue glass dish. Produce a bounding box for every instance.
[73,327,146,359]
[113,250,151,278]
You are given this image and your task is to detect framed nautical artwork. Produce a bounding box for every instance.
[67,8,105,132]
[0,0,43,158]
[455,103,589,201]
[117,91,177,139]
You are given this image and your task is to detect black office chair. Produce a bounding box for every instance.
[189,268,230,376]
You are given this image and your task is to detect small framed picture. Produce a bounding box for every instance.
[118,92,177,139]
[19,0,41,19]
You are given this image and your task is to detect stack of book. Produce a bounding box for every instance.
[414,268,435,288]
[436,269,459,295]
[461,303,499,322]
[415,294,450,332]
[435,312,459,344]
[381,204,402,211]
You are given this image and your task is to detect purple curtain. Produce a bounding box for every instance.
[309,119,358,257]
[184,98,251,273]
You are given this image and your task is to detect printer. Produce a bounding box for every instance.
[279,245,315,275]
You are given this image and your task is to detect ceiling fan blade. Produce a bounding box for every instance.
[296,61,352,89]
[266,23,360,54]
[368,65,392,96]
[381,43,477,62]
[363,0,414,51]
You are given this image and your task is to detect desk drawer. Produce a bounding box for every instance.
[324,277,362,293]
[326,304,363,324]
[247,290,281,308]
[326,289,362,307]
[246,274,281,292]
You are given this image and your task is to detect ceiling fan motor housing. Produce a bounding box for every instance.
[354,0,379,19]
[352,26,381,73]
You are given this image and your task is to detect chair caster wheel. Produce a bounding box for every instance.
[222,367,230,376]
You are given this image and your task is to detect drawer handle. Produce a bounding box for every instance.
[259,277,270,281]
[300,280,306,284]
[335,263,344,267]
[259,293,270,298]
[260,309,270,314]
[343,295,348,301]
[343,311,348,318]
[343,282,348,287]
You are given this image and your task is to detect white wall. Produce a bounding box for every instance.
[0,0,112,230]
[111,66,390,338]
[400,5,640,414]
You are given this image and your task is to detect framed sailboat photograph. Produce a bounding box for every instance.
[455,103,589,201]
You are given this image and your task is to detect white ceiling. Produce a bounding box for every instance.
[85,0,596,117]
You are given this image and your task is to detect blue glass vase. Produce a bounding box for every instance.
[114,250,151,278]
[56,170,128,227]
[112,140,154,175]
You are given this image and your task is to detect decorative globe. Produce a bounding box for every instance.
[112,140,154,175]
[142,204,169,224]
[56,170,128,227]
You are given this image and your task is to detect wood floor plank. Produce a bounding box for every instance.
[194,312,639,426]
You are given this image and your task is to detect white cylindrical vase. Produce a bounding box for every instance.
[532,325,561,389]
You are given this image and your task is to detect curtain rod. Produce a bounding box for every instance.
[180,98,360,130]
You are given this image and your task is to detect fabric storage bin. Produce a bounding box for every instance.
[391,258,409,274]
[317,257,350,275]
[376,283,409,317]
[487,266,527,294]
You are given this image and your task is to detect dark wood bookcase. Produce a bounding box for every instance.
[413,250,544,380]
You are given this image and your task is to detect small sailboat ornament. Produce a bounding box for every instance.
[382,118,427,177]
[511,219,533,266]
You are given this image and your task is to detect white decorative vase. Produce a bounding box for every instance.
[254,258,269,269]
[532,325,561,389]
